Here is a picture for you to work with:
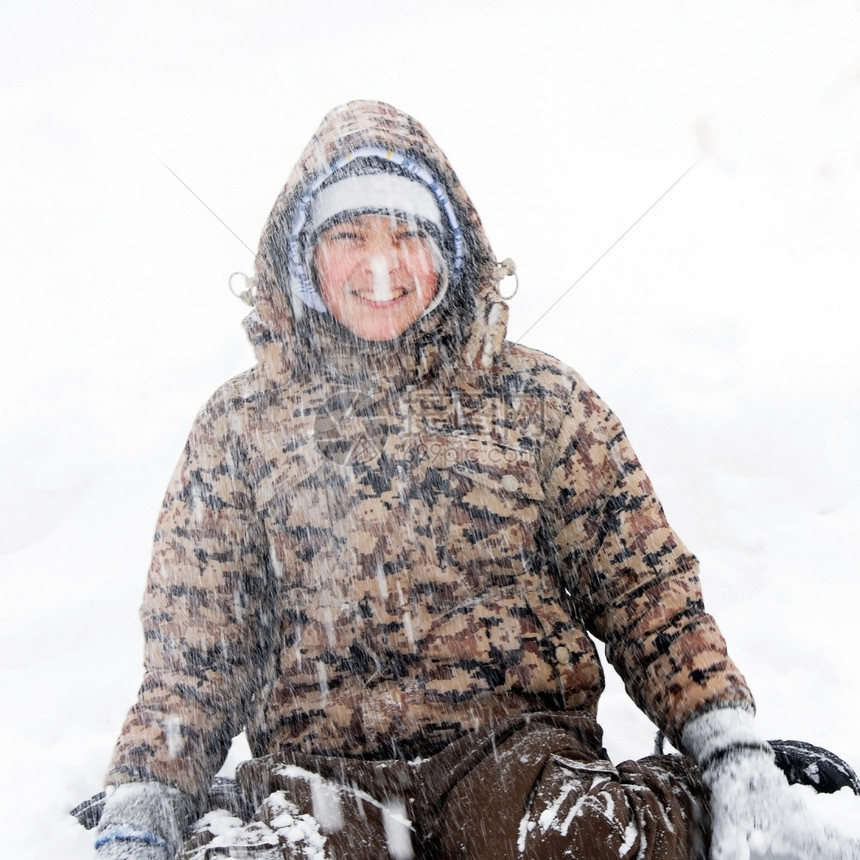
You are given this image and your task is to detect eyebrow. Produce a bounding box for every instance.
[323,226,363,239]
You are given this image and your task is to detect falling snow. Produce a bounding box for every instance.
[2,1,860,857]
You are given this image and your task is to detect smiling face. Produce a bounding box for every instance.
[312,213,441,342]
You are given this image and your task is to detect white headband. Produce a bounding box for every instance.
[307,172,445,238]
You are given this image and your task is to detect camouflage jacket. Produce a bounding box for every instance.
[106,101,753,803]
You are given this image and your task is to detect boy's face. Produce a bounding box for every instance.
[312,213,440,341]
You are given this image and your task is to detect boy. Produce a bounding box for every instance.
[93,101,859,859]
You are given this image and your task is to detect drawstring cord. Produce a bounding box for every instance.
[229,272,258,306]
[494,258,519,300]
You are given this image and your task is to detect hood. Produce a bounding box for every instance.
[246,100,511,386]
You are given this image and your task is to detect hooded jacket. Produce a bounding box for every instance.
[106,101,753,805]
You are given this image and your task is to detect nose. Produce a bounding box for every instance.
[370,254,391,280]
[364,228,399,266]
[369,254,394,301]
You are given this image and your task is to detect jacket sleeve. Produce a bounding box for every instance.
[105,386,273,806]
[544,374,754,747]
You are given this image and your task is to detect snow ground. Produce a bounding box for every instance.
[1,1,859,855]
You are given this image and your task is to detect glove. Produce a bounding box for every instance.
[95,834,170,860]
[94,782,191,860]
[681,707,860,860]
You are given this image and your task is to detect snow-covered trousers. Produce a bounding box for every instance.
[179,713,708,860]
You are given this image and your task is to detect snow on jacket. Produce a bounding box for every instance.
[106,100,753,805]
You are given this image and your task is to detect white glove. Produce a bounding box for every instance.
[95,835,170,860]
[94,782,189,860]
[681,707,860,860]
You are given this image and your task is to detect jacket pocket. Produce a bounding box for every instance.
[433,434,546,581]
[426,434,545,503]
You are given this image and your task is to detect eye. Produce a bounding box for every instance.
[395,227,427,242]
[327,228,364,242]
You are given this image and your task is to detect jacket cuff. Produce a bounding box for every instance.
[680,705,773,771]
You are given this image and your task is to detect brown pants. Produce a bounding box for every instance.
[180,714,708,860]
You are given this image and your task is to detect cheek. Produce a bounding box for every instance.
[314,248,354,301]
[403,247,440,304]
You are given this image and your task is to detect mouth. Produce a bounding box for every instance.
[350,288,412,308]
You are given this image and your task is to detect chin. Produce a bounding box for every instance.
[348,316,417,342]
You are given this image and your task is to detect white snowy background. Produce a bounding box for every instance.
[2,1,859,854]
